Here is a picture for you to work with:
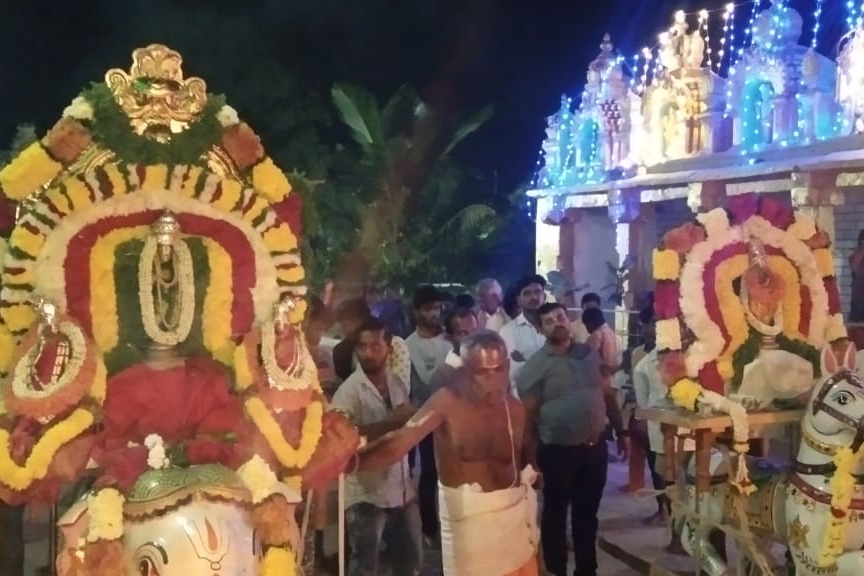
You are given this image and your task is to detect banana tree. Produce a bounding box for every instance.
[331,83,498,289]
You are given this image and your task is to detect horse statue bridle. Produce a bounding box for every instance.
[811,368,864,452]
[795,369,864,481]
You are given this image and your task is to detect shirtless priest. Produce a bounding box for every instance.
[358,330,539,576]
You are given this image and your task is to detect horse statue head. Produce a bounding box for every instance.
[805,344,864,452]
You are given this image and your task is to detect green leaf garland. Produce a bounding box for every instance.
[79,83,227,165]
[731,328,820,393]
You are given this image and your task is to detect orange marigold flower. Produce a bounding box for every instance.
[43,118,92,164]
[221,123,264,170]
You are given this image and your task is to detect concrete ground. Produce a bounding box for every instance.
[16,445,717,575]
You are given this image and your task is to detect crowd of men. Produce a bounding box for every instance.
[303,275,683,576]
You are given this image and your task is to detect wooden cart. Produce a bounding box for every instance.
[598,407,802,575]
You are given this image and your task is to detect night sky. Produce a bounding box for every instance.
[0,0,852,197]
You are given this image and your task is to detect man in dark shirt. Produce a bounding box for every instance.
[517,302,624,576]
[332,298,373,382]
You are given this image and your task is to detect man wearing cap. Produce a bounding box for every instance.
[405,285,453,546]
[499,275,548,394]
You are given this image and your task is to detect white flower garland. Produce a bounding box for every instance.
[137,234,196,347]
[261,321,318,392]
[237,454,279,504]
[679,214,829,377]
[11,320,86,400]
[699,389,754,492]
[216,105,240,127]
[144,434,170,470]
[61,96,94,122]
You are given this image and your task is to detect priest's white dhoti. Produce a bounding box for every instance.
[438,467,539,576]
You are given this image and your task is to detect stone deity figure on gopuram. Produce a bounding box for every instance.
[0,44,360,576]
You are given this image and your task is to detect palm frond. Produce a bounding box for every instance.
[437,203,499,239]
[441,106,494,157]
[381,85,421,135]
[331,84,384,150]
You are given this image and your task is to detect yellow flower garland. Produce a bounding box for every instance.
[0,407,94,491]
[652,249,681,281]
[669,378,702,411]
[816,446,857,567]
[788,213,817,241]
[245,396,323,469]
[0,142,63,200]
[89,227,149,352]
[202,238,236,365]
[233,339,257,391]
[251,157,292,204]
[0,324,17,375]
[86,488,125,542]
[813,248,835,279]
[260,545,296,576]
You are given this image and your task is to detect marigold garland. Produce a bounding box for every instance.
[251,157,292,204]
[245,396,323,469]
[89,227,150,353]
[652,249,681,281]
[0,407,94,491]
[201,238,235,365]
[0,142,63,201]
[260,545,296,576]
[669,378,702,411]
[813,248,835,278]
[816,446,857,567]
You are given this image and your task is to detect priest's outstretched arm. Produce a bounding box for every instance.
[357,388,451,471]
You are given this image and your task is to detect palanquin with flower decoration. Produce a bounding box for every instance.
[0,44,359,576]
[650,193,848,483]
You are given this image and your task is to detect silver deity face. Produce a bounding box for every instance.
[273,296,296,330]
[33,296,59,332]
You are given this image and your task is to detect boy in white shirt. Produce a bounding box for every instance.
[632,305,695,539]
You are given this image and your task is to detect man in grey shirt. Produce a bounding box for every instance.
[517,302,625,576]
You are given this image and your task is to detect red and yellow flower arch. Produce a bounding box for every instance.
[0,162,305,372]
[652,193,844,398]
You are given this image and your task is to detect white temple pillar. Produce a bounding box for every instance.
[608,188,641,339]
[687,180,727,214]
[790,171,843,244]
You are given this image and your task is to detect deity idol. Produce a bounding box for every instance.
[737,237,815,406]
[139,211,195,359]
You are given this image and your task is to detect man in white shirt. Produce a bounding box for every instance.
[331,318,422,575]
[632,306,695,530]
[500,274,548,394]
[404,285,452,546]
[428,307,480,393]
[477,278,510,332]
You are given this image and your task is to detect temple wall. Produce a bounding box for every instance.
[569,208,618,305]
[834,192,864,321]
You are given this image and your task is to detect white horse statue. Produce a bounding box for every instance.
[679,344,864,575]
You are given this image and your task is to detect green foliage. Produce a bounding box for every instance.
[331,83,499,290]
[81,84,226,165]
[730,328,820,391]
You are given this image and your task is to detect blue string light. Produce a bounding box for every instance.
[811,0,824,49]
[528,0,828,191]
[848,1,859,32]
